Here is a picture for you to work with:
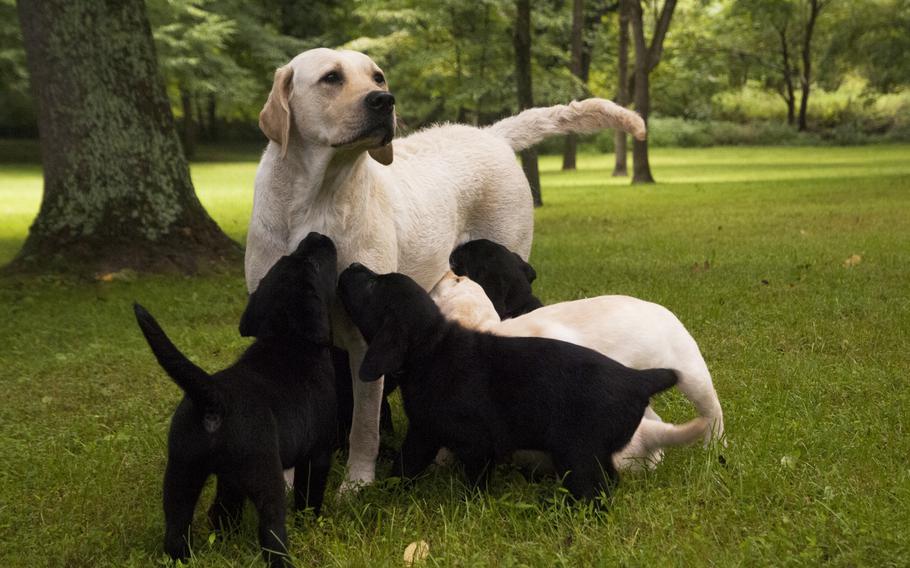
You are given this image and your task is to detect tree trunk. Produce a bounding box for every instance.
[613,0,630,177]
[629,0,676,185]
[562,0,585,171]
[798,0,822,132]
[514,0,541,206]
[179,85,196,160]
[630,0,654,184]
[776,25,797,125]
[12,0,239,275]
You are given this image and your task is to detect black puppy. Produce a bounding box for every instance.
[338,263,677,502]
[449,239,543,319]
[134,232,338,568]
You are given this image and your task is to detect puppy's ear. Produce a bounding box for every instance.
[359,321,407,382]
[259,65,294,158]
[513,252,537,283]
[369,142,394,166]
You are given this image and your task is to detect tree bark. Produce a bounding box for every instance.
[798,0,823,131]
[514,0,541,206]
[562,0,585,171]
[12,0,239,275]
[629,0,676,184]
[612,0,630,177]
[179,85,196,160]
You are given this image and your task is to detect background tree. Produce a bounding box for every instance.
[629,0,677,184]
[514,0,542,206]
[562,0,585,170]
[11,0,238,274]
[612,0,630,176]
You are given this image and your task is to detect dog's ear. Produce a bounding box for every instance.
[368,143,394,166]
[359,320,407,382]
[513,253,537,284]
[259,65,294,158]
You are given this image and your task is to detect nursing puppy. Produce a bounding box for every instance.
[134,233,338,568]
[441,240,725,445]
[431,273,720,471]
[338,263,678,501]
[449,239,542,319]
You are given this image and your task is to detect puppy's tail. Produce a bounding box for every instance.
[133,303,219,408]
[637,368,679,399]
[485,98,646,152]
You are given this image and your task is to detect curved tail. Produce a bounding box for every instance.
[638,416,709,448]
[485,98,646,152]
[133,303,218,408]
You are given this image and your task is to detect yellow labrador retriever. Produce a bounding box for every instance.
[244,48,646,491]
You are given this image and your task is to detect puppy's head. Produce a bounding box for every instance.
[240,232,338,342]
[259,48,395,165]
[449,239,541,319]
[338,263,442,382]
[429,271,500,330]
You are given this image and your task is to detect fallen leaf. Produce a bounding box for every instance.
[843,254,862,268]
[403,540,429,566]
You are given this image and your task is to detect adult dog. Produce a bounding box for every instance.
[244,48,647,489]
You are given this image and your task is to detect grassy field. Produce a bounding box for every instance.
[1,145,909,566]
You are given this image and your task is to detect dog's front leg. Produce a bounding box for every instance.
[340,342,384,492]
[392,426,441,480]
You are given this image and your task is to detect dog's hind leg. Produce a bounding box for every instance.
[294,449,332,516]
[162,458,208,561]
[208,476,245,533]
[244,461,291,568]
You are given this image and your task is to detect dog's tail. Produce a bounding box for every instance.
[485,98,647,152]
[636,368,679,399]
[133,303,219,408]
[637,416,710,449]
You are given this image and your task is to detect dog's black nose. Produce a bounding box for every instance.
[365,91,395,113]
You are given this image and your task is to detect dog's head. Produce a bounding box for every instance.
[259,48,395,165]
[449,239,542,319]
[429,271,500,331]
[240,232,338,342]
[338,263,442,382]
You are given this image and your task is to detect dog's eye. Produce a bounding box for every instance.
[320,71,342,85]
[373,72,385,85]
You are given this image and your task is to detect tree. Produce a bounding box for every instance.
[514,0,542,206]
[612,0,630,177]
[562,0,585,171]
[629,0,677,184]
[797,0,830,131]
[11,0,239,275]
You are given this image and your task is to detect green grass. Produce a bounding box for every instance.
[2,145,909,566]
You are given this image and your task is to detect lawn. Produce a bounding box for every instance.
[1,145,909,566]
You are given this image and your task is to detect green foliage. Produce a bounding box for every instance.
[3,146,910,564]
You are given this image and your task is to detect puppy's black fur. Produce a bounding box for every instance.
[449,239,543,319]
[134,232,338,568]
[338,263,677,502]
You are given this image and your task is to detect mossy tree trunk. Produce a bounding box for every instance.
[11,0,239,275]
